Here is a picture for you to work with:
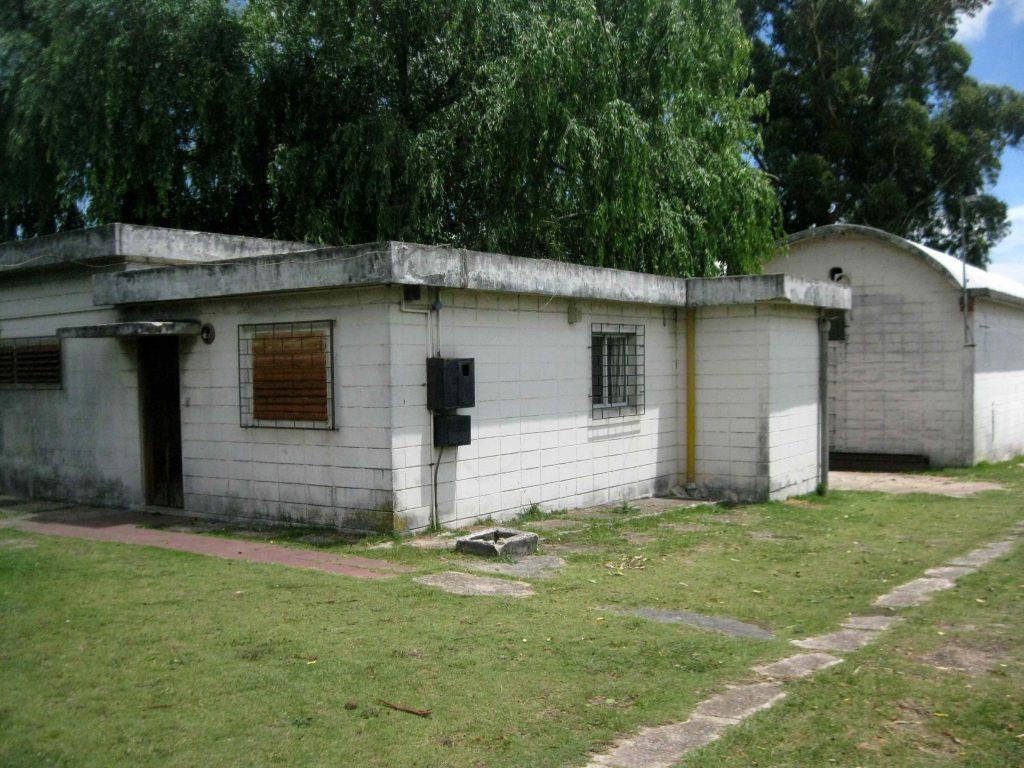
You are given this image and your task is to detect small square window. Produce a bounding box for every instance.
[0,337,62,388]
[239,321,334,429]
[591,323,644,419]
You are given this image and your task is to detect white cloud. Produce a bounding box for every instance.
[987,203,1024,280]
[956,0,1024,43]
[956,3,998,42]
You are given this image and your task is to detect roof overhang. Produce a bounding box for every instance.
[92,241,850,311]
[57,321,201,339]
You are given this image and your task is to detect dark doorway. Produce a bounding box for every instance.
[139,337,184,507]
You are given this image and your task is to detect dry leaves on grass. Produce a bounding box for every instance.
[603,555,648,574]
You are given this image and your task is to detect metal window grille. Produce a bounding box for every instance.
[239,321,334,429]
[0,337,62,387]
[591,323,644,419]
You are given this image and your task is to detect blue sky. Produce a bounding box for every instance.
[957,0,1024,281]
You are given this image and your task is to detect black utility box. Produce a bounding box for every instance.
[433,413,471,447]
[426,357,475,410]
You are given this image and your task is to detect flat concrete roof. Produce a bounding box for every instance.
[94,240,850,310]
[0,224,314,275]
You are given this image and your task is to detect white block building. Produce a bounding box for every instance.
[765,224,1024,468]
[1,225,848,531]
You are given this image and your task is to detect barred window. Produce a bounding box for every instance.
[239,321,334,429]
[0,337,62,387]
[591,323,644,419]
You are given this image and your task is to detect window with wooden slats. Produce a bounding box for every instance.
[0,337,62,387]
[239,321,334,428]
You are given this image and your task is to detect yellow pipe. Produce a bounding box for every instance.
[686,308,696,483]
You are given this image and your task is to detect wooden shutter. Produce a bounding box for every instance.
[252,330,329,422]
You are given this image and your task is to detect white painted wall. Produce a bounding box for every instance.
[0,269,144,505]
[972,299,1024,462]
[2,272,832,528]
[692,304,822,500]
[766,307,822,498]
[174,287,394,529]
[388,289,681,531]
[767,235,970,466]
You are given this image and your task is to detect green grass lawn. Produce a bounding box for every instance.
[2,462,1022,767]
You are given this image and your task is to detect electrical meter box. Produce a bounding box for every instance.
[426,357,475,410]
[433,413,471,447]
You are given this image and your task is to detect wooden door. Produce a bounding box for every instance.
[139,337,184,508]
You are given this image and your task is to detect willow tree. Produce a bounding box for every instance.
[2,0,780,276]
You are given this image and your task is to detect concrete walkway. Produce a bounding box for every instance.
[2,504,414,580]
[583,520,1023,768]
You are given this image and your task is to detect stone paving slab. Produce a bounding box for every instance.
[924,565,977,579]
[11,518,414,579]
[605,606,774,640]
[414,571,535,597]
[753,652,843,680]
[585,716,727,768]
[947,540,1016,567]
[691,683,785,722]
[874,577,955,608]
[792,628,880,652]
[460,555,565,580]
[841,615,902,631]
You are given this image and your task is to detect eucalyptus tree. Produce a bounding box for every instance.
[738,0,1024,266]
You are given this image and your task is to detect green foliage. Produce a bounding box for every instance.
[738,0,1024,266]
[0,0,780,276]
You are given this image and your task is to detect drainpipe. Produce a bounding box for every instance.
[818,311,830,493]
[685,309,697,485]
[399,292,437,529]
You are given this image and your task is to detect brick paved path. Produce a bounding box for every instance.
[6,507,414,580]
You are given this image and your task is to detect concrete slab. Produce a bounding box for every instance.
[691,683,786,722]
[841,615,902,631]
[828,471,1004,497]
[605,606,774,640]
[461,555,565,580]
[924,565,977,579]
[585,716,727,768]
[413,571,535,598]
[947,540,1015,567]
[873,577,955,608]
[753,652,843,679]
[792,628,880,652]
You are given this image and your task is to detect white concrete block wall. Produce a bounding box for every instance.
[766,307,821,498]
[692,305,769,499]
[768,236,970,466]
[388,289,680,531]
[176,287,395,529]
[972,300,1024,462]
[0,269,144,505]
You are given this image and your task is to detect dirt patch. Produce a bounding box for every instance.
[829,471,1004,497]
[542,543,606,555]
[622,532,656,545]
[920,642,1011,676]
